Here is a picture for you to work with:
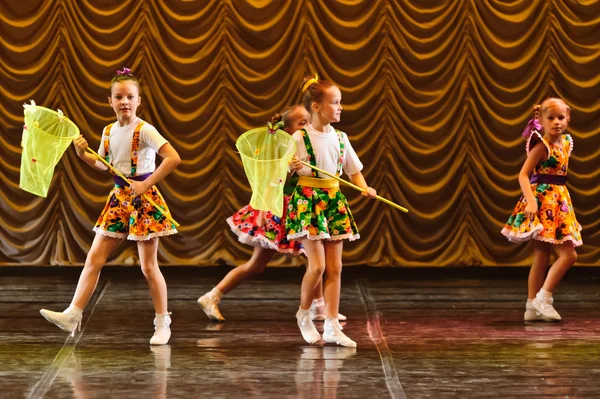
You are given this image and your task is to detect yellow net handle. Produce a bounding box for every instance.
[85,147,181,227]
[299,161,409,214]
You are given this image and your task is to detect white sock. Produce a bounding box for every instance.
[538,288,552,299]
[526,299,533,307]
[65,305,83,315]
[208,287,223,301]
[313,297,325,307]
[324,317,339,327]
[297,307,311,316]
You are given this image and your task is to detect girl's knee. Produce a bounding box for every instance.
[325,262,342,278]
[84,253,106,273]
[243,262,268,275]
[558,249,577,266]
[308,263,326,277]
[566,250,577,265]
[141,263,160,280]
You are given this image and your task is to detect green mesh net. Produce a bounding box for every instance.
[236,124,296,217]
[20,101,80,197]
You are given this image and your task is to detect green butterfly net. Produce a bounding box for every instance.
[236,122,296,217]
[20,101,80,197]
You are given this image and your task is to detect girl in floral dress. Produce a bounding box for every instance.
[198,105,347,324]
[287,75,377,348]
[502,98,582,322]
[40,68,180,345]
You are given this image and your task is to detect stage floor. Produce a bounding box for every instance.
[1,266,599,398]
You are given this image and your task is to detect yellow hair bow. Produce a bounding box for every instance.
[302,73,319,92]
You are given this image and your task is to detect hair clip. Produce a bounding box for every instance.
[116,67,133,75]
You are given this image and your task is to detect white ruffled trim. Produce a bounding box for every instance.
[287,231,360,242]
[226,217,304,256]
[501,225,543,243]
[501,226,583,247]
[127,229,178,241]
[565,133,573,157]
[533,234,583,247]
[93,227,126,239]
[526,130,550,159]
[93,227,178,241]
[328,233,361,242]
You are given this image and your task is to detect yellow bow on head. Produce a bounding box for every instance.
[302,73,319,92]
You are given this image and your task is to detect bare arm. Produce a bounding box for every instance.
[73,135,108,172]
[289,156,303,171]
[129,143,181,195]
[289,133,312,175]
[519,142,547,218]
[289,156,311,175]
[348,171,377,198]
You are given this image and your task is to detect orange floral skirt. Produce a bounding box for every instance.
[94,184,177,241]
[501,183,582,247]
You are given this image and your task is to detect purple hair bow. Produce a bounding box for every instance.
[116,67,132,75]
[522,118,541,138]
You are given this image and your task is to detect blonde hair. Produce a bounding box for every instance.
[270,105,305,130]
[536,98,570,121]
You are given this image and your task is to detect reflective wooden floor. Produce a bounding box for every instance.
[1,267,599,398]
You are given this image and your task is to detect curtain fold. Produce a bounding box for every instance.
[1,0,598,266]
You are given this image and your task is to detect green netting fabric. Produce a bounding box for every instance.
[20,101,80,197]
[236,122,296,217]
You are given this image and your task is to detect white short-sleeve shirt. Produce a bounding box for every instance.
[292,124,363,177]
[97,118,168,177]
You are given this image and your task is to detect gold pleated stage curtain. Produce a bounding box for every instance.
[1,0,598,267]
